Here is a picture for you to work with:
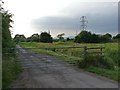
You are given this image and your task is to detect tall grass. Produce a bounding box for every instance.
[19,42,118,66]
[2,51,22,88]
[104,43,118,67]
[19,42,119,69]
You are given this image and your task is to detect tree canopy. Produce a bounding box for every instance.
[1,0,14,48]
[28,33,39,42]
[74,31,92,43]
[57,33,65,40]
[40,32,53,43]
[113,34,120,39]
[74,30,112,43]
[13,34,26,43]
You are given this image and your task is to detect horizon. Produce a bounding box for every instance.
[12,31,118,39]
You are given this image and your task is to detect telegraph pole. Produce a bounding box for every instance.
[80,16,88,31]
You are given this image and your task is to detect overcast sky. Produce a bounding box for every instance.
[3,0,118,38]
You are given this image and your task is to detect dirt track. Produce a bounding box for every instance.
[10,45,118,88]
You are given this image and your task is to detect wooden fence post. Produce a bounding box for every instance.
[84,46,87,60]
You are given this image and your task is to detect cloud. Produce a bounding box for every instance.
[32,16,79,30]
[31,2,118,37]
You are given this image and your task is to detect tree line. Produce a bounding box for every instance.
[74,30,119,43]
[14,32,53,43]
[13,30,119,43]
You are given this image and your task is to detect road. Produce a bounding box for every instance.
[10,45,118,88]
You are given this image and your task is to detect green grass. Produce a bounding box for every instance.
[104,43,119,67]
[19,42,118,62]
[2,53,22,88]
[19,42,104,48]
[85,66,118,81]
[19,42,119,67]
[32,49,82,65]
[19,42,119,81]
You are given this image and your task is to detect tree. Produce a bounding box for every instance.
[113,34,120,39]
[26,33,39,42]
[90,34,100,43]
[57,33,65,40]
[13,34,26,43]
[105,33,112,39]
[1,0,14,48]
[30,33,39,42]
[100,33,112,43]
[26,37,32,42]
[74,30,113,43]
[66,37,70,41]
[74,30,92,43]
[40,32,53,43]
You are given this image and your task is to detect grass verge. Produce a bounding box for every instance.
[2,53,22,88]
[85,66,118,81]
[32,49,82,65]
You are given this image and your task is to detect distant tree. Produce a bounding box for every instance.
[66,37,70,41]
[13,34,26,43]
[113,34,120,39]
[74,30,92,43]
[100,33,112,43]
[40,32,53,43]
[74,30,113,43]
[26,37,32,42]
[105,33,112,39]
[53,38,59,42]
[90,34,100,43]
[57,33,65,40]
[30,33,39,42]
[112,34,120,42]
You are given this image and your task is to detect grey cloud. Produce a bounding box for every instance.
[31,2,118,36]
[32,16,80,31]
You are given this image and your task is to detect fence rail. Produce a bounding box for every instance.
[2,46,105,57]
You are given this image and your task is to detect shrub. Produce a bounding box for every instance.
[78,54,114,69]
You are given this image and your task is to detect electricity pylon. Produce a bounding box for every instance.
[80,16,88,31]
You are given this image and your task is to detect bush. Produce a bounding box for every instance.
[78,54,114,69]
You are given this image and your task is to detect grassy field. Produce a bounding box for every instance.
[19,42,119,81]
